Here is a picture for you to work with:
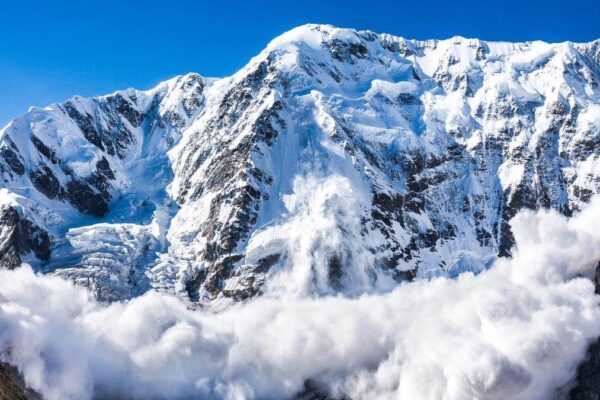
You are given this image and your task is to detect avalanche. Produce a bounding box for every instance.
[0,196,599,400]
[0,24,599,302]
[0,23,600,398]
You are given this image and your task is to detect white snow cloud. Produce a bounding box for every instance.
[1,181,600,400]
[247,175,395,297]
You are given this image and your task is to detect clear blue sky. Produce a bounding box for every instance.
[1,0,599,127]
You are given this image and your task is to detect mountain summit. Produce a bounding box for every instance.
[0,24,599,302]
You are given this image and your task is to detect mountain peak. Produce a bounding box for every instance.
[0,24,598,303]
[267,23,359,50]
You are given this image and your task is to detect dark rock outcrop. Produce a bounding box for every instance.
[0,206,50,269]
[569,261,600,399]
[292,380,349,400]
[0,363,40,400]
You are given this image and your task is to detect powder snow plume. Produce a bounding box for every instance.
[1,179,600,400]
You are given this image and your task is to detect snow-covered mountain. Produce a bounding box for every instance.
[1,24,599,303]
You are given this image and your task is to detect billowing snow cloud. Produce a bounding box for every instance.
[246,175,396,297]
[1,180,600,400]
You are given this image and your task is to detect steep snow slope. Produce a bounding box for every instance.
[0,73,210,299]
[0,24,599,302]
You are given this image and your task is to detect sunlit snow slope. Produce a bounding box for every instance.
[0,24,599,302]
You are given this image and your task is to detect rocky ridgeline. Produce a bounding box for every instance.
[0,24,598,303]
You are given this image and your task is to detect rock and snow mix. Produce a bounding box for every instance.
[0,24,600,399]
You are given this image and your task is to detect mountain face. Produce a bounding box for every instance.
[0,24,599,303]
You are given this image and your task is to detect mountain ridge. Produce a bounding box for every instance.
[0,23,599,303]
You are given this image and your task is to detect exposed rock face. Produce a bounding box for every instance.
[293,380,349,400]
[0,24,599,302]
[0,205,50,269]
[569,261,600,400]
[0,363,40,400]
